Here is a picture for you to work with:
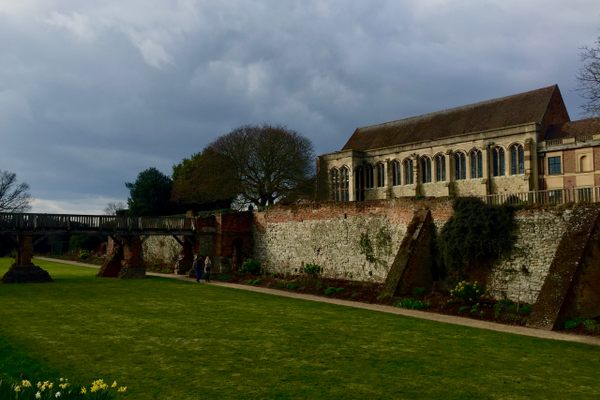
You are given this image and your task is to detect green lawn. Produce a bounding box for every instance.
[1,258,599,399]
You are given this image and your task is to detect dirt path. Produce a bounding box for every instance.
[35,257,600,347]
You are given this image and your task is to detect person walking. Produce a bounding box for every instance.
[193,254,203,283]
[204,256,212,282]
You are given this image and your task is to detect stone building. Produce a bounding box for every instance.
[316,85,600,202]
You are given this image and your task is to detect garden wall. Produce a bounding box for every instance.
[253,199,452,282]
[140,199,578,306]
[254,200,573,305]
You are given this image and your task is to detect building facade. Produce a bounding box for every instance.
[317,85,600,203]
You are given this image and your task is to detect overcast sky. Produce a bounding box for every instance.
[1,1,599,214]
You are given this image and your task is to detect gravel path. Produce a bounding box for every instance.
[35,257,600,347]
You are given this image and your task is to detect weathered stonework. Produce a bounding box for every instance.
[144,236,181,267]
[487,209,572,304]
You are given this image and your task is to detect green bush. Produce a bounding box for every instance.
[583,319,599,333]
[394,298,430,310]
[303,263,321,276]
[286,282,299,290]
[247,278,262,286]
[450,280,484,304]
[564,318,582,330]
[240,259,261,275]
[78,250,91,260]
[438,197,516,278]
[324,287,345,296]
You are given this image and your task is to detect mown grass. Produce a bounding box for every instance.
[1,258,599,399]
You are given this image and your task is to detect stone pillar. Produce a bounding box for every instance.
[174,237,194,275]
[445,150,454,196]
[2,235,52,283]
[119,236,146,279]
[98,236,124,277]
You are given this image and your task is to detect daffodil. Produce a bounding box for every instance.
[55,391,62,398]
[112,380,118,388]
[118,386,128,393]
[35,391,42,399]
[22,379,32,388]
[14,385,21,392]
[81,386,87,394]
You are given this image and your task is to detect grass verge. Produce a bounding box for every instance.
[1,258,599,399]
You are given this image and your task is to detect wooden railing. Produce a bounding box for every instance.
[0,213,195,235]
[478,187,600,206]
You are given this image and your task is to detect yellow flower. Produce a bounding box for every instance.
[112,380,118,388]
[22,380,32,388]
[37,381,43,389]
[81,386,87,394]
[35,391,42,399]
[14,385,21,392]
[118,386,128,393]
[59,382,70,390]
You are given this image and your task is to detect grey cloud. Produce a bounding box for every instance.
[0,0,599,213]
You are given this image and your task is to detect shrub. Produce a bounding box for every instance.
[450,281,484,304]
[324,287,345,296]
[303,263,321,276]
[394,298,430,310]
[438,197,516,278]
[240,259,261,275]
[583,319,599,333]
[78,250,91,260]
[247,278,262,286]
[286,282,299,290]
[564,318,582,330]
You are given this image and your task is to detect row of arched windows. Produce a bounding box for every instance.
[330,143,525,199]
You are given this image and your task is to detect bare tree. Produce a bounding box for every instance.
[209,124,315,208]
[0,170,31,213]
[104,201,127,215]
[577,36,600,116]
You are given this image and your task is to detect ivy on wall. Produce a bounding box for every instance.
[438,197,517,280]
[358,226,393,266]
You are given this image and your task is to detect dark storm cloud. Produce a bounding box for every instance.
[0,0,599,213]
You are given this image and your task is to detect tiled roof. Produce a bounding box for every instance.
[543,117,600,140]
[342,85,560,151]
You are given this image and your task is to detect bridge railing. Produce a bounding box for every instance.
[0,213,195,234]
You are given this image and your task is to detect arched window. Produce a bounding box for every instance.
[376,163,385,187]
[403,158,414,185]
[470,149,483,178]
[435,154,446,182]
[391,160,401,186]
[492,146,505,177]
[420,156,432,183]
[330,168,340,201]
[510,144,524,175]
[340,167,350,202]
[365,164,374,189]
[454,152,466,180]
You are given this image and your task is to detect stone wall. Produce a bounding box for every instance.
[143,236,181,267]
[253,199,452,282]
[254,200,574,305]
[486,209,572,304]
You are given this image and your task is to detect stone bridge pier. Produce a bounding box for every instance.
[98,236,146,278]
[1,235,52,283]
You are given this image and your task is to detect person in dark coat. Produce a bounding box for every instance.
[193,254,203,283]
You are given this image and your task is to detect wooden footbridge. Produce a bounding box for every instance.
[0,212,196,236]
[1,212,197,283]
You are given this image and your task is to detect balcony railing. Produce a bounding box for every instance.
[478,187,600,206]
